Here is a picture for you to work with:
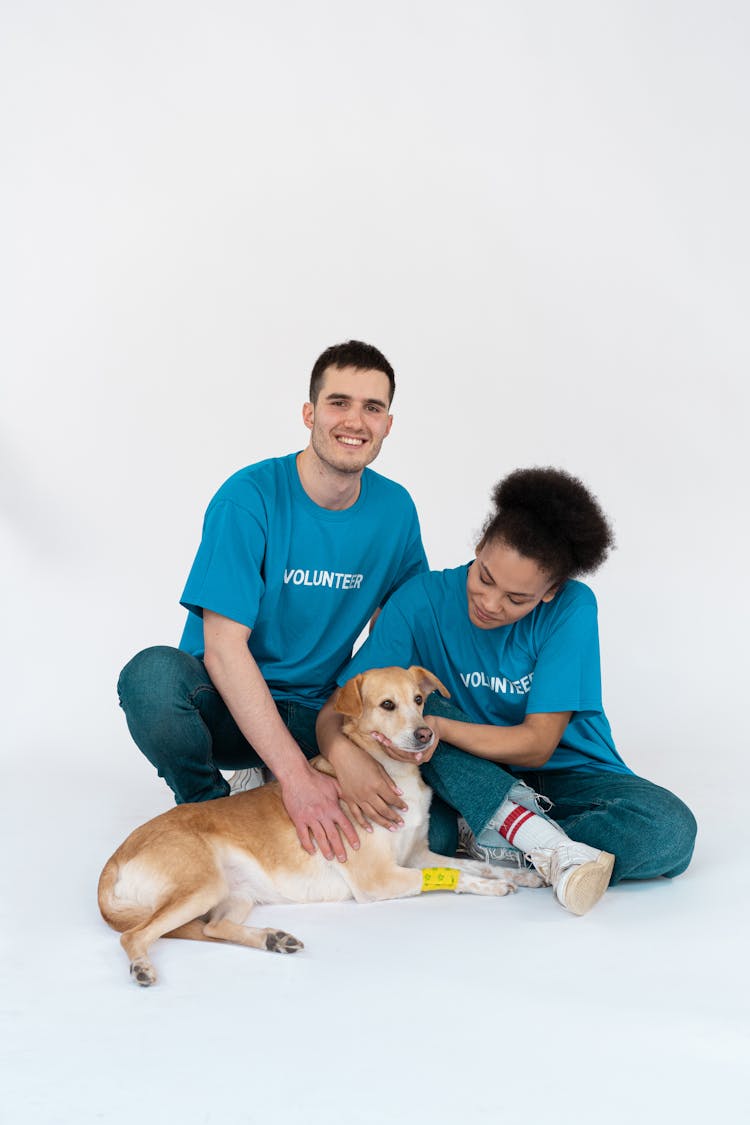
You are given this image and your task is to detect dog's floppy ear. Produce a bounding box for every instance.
[409,666,451,700]
[333,674,365,718]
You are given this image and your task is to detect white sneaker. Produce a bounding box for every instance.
[456,817,526,869]
[228,767,267,795]
[528,842,615,915]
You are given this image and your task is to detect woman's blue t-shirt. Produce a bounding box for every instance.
[341,564,631,775]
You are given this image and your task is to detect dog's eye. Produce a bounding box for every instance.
[414,695,423,705]
[380,700,396,711]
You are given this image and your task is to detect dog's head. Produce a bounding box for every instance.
[333,666,449,755]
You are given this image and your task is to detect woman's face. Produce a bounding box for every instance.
[466,537,558,629]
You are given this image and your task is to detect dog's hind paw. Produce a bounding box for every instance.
[264,929,304,954]
[130,958,157,987]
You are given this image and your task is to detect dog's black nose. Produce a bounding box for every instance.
[414,726,433,745]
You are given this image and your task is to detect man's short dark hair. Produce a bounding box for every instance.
[309,341,395,405]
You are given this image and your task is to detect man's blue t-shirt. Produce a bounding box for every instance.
[179,453,428,707]
[340,564,631,775]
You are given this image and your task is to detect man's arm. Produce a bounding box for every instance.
[202,610,360,862]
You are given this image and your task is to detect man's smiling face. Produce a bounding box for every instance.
[303,365,393,475]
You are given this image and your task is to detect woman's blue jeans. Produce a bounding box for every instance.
[423,696,697,885]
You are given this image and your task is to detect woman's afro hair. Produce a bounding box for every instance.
[481,467,615,581]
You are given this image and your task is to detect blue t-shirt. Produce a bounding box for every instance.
[179,453,428,706]
[341,564,631,775]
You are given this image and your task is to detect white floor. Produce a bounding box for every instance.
[3,2,748,1119]
[3,747,747,1125]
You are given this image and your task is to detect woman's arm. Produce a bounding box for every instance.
[431,710,573,769]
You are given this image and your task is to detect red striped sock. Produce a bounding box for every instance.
[498,805,537,845]
[494,799,568,852]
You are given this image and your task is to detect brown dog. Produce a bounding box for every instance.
[99,666,540,985]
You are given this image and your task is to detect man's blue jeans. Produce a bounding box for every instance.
[117,646,322,804]
[422,695,697,885]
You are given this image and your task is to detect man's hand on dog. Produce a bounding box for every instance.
[279,764,360,863]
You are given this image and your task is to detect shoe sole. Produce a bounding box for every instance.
[560,851,615,916]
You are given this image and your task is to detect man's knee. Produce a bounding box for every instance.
[117,646,202,715]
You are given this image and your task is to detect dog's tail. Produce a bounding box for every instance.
[97,855,150,933]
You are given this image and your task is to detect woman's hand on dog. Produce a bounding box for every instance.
[328,739,409,832]
[373,716,441,766]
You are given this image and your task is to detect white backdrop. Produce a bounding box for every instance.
[3,5,750,1124]
[4,1,748,787]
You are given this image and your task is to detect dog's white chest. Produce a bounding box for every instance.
[389,778,432,864]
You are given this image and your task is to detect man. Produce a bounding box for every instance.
[118,341,427,863]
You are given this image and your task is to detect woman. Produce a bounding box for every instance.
[317,467,697,915]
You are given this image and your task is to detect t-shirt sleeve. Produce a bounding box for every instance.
[337,595,420,685]
[525,599,603,716]
[180,498,267,629]
[380,500,428,605]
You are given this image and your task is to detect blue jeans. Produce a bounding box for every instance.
[117,646,321,804]
[422,696,697,885]
[422,696,556,860]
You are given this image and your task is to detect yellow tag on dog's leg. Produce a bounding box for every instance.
[421,867,460,892]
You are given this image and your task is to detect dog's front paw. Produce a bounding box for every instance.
[512,868,545,888]
[460,873,517,896]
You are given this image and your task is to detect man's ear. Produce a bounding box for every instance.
[302,401,314,432]
[334,675,364,718]
[409,666,451,700]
